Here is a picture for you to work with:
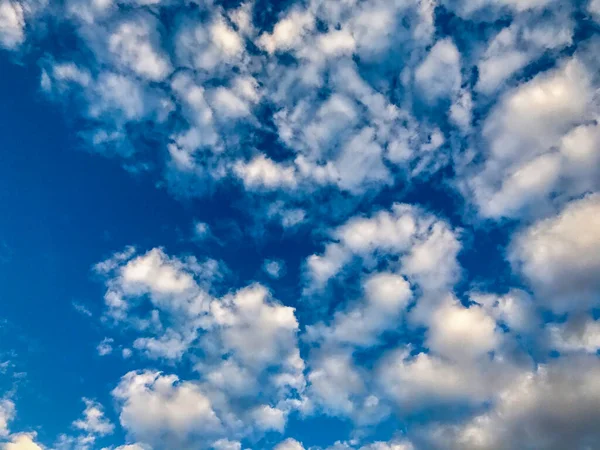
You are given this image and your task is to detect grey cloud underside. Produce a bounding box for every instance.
[2,0,600,449]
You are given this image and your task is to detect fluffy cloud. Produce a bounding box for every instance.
[3,433,44,450]
[415,39,462,101]
[107,15,172,81]
[306,273,413,347]
[2,1,600,449]
[274,438,305,450]
[0,397,15,437]
[0,0,25,49]
[425,296,500,362]
[378,350,494,409]
[95,247,305,445]
[96,338,114,356]
[510,194,600,312]
[113,371,221,447]
[466,57,598,218]
[549,315,600,353]
[306,203,460,293]
[72,399,114,436]
[428,356,600,450]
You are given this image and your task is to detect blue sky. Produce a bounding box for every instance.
[0,0,600,449]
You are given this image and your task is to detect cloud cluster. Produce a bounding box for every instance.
[1,0,600,449]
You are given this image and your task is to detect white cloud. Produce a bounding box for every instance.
[307,351,365,416]
[590,0,600,21]
[263,259,285,279]
[0,397,15,437]
[549,315,600,353]
[474,13,574,95]
[467,57,595,218]
[96,248,306,442]
[429,356,600,449]
[307,272,412,347]
[113,371,221,446]
[108,16,171,81]
[471,289,536,335]
[317,29,356,56]
[251,404,286,432]
[212,439,242,450]
[96,338,114,356]
[234,156,297,190]
[0,1,25,49]
[378,351,494,409]
[210,284,300,370]
[415,39,462,101]
[210,17,244,57]
[306,203,460,297]
[510,194,600,312]
[274,438,304,450]
[72,398,114,436]
[426,296,500,362]
[193,221,210,240]
[113,445,149,450]
[3,433,44,450]
[258,10,314,54]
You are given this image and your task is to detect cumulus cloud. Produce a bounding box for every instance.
[113,371,221,447]
[306,203,460,293]
[427,356,600,450]
[465,57,598,218]
[2,0,600,449]
[415,39,462,101]
[96,338,114,356]
[72,398,114,436]
[0,0,25,49]
[3,432,44,450]
[510,194,600,312]
[0,397,15,437]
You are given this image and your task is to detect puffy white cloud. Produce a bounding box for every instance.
[307,351,365,416]
[590,0,600,21]
[251,404,286,432]
[475,10,574,94]
[429,356,600,450]
[72,399,114,436]
[0,1,25,49]
[0,397,15,437]
[113,445,149,450]
[307,273,412,347]
[510,194,600,312]
[234,156,298,190]
[96,248,305,443]
[113,371,221,446]
[3,433,44,450]
[467,57,596,218]
[258,9,315,54]
[210,17,243,57]
[263,259,285,279]
[212,439,242,450]
[306,204,460,293]
[96,338,114,356]
[471,289,536,335]
[549,315,600,353]
[274,438,304,450]
[378,349,507,409]
[426,296,500,362]
[99,247,211,325]
[415,39,462,101]
[107,15,171,81]
[209,284,300,370]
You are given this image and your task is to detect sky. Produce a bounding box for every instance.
[0,0,599,449]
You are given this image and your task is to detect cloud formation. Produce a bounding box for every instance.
[1,0,600,449]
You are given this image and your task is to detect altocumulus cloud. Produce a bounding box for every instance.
[1,0,600,449]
